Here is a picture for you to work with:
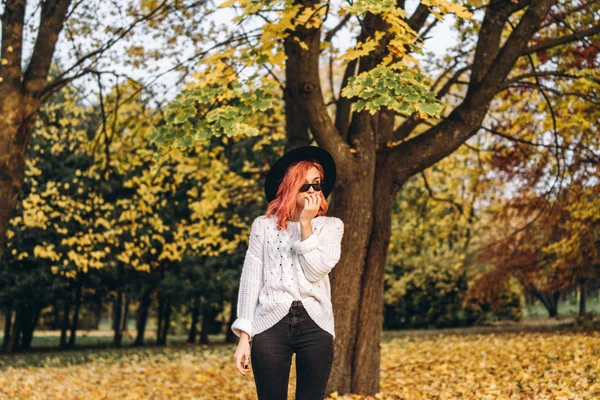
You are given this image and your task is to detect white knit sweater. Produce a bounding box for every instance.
[231,214,344,342]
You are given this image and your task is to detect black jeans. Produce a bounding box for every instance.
[251,300,334,400]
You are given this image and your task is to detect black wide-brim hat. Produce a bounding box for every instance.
[264,146,336,203]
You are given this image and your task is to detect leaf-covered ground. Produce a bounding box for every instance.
[0,331,598,399]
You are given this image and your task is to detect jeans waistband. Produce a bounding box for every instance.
[291,300,303,308]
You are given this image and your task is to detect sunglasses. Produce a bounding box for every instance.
[299,182,324,192]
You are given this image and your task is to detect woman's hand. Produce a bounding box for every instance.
[299,193,322,223]
[234,339,251,376]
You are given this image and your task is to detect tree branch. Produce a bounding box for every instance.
[23,0,73,95]
[284,0,351,167]
[468,0,530,93]
[387,0,554,183]
[420,171,464,216]
[42,0,172,97]
[324,13,351,43]
[521,23,600,55]
[505,70,581,85]
[407,3,430,33]
[335,58,357,140]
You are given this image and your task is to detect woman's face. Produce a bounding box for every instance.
[296,166,322,210]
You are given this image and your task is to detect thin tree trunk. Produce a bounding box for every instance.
[188,297,200,343]
[158,298,171,346]
[112,291,123,347]
[226,294,237,344]
[579,283,586,316]
[156,295,165,345]
[92,295,102,330]
[134,288,153,346]
[2,309,12,352]
[50,302,60,330]
[199,303,212,344]
[121,293,129,334]
[59,297,72,350]
[533,291,560,318]
[68,277,83,348]
[8,307,23,353]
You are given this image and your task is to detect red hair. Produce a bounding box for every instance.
[265,160,329,231]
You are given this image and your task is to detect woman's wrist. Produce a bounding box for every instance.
[300,220,312,240]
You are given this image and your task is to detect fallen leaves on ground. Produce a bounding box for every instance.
[0,332,598,399]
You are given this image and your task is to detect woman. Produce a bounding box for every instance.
[231,145,344,400]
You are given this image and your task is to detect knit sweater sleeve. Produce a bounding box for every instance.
[231,216,264,342]
[292,217,344,283]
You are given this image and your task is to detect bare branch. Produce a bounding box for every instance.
[420,171,464,216]
[324,13,351,43]
[43,0,173,97]
[522,23,600,55]
[505,70,581,85]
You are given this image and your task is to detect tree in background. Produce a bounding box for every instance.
[0,0,214,261]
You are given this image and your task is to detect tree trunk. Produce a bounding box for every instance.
[50,302,61,330]
[188,297,200,344]
[59,297,71,350]
[579,283,586,316]
[92,295,102,330]
[2,309,12,352]
[121,293,130,334]
[157,298,171,345]
[156,295,165,345]
[134,288,153,346]
[351,166,398,393]
[21,304,41,350]
[225,294,237,344]
[0,120,34,262]
[0,0,72,263]
[199,303,210,344]
[68,277,83,348]
[532,290,560,318]
[112,291,123,347]
[8,307,23,353]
